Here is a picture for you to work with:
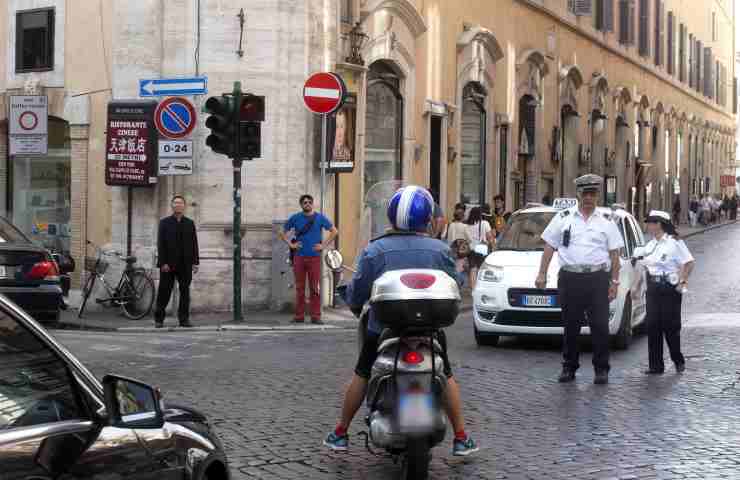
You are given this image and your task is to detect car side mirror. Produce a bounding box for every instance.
[102,374,164,429]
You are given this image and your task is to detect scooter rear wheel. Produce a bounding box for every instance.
[401,439,430,480]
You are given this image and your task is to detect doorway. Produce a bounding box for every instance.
[430,116,442,203]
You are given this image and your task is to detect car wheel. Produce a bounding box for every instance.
[612,298,632,350]
[474,326,500,347]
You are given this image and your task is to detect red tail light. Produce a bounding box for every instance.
[26,261,60,281]
[402,351,424,364]
[400,273,436,289]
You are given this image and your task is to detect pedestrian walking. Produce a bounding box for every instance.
[492,194,511,239]
[672,196,681,225]
[689,195,699,227]
[465,206,494,289]
[154,195,200,328]
[636,210,694,374]
[730,192,738,220]
[537,174,624,385]
[444,203,471,282]
[280,194,338,324]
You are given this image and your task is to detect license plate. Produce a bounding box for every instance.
[523,295,554,307]
[398,393,434,431]
[0,266,6,278]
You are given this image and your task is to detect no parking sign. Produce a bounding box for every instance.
[154,97,197,139]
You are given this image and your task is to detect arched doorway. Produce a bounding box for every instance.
[364,60,404,196]
[9,116,71,252]
[460,82,487,205]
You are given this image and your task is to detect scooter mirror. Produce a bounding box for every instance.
[324,250,344,271]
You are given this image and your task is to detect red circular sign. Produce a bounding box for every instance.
[19,111,39,131]
[154,97,197,139]
[303,72,346,115]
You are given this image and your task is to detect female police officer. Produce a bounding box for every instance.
[637,210,695,374]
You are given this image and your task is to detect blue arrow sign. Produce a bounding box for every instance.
[139,77,208,97]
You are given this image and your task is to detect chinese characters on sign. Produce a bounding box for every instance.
[105,101,158,187]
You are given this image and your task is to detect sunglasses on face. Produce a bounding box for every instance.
[302,200,313,206]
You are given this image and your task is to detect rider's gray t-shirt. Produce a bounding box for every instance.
[345,233,459,335]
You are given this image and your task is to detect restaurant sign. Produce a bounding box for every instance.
[105,100,158,187]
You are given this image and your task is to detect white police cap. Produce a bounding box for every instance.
[574,174,603,193]
[646,210,671,222]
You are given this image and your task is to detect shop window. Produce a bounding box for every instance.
[364,61,403,199]
[10,117,70,252]
[460,83,487,205]
[15,8,55,72]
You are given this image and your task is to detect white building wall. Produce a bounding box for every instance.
[110,0,338,312]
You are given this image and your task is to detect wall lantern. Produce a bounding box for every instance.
[345,22,370,66]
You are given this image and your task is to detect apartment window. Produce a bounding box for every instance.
[679,24,686,82]
[619,0,635,45]
[703,47,712,98]
[638,0,649,57]
[15,8,55,72]
[654,0,664,66]
[666,12,674,74]
[595,0,614,31]
[340,0,352,23]
[688,34,694,88]
[569,0,593,16]
[695,40,702,93]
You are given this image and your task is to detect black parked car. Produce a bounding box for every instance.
[0,294,231,480]
[0,217,70,325]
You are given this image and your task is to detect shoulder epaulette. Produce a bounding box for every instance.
[560,210,571,218]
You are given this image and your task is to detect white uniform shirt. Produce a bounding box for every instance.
[541,207,624,266]
[641,235,694,276]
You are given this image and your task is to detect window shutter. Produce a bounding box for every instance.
[639,0,649,56]
[574,0,593,16]
[695,40,702,93]
[703,47,711,97]
[619,0,630,44]
[688,34,693,87]
[666,12,674,74]
[654,0,663,66]
[629,0,636,45]
[605,0,614,31]
[568,0,576,13]
[679,24,686,82]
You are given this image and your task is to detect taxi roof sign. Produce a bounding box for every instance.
[553,198,578,210]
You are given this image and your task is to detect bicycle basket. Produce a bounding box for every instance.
[85,256,109,275]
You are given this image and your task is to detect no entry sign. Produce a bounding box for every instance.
[9,95,48,155]
[303,72,346,115]
[154,97,197,139]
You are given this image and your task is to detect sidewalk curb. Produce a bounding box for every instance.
[681,220,737,239]
[54,323,357,334]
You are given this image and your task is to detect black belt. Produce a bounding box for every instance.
[647,273,678,286]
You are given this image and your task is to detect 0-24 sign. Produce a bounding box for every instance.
[159,140,192,158]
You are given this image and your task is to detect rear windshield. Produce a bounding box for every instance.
[495,212,556,251]
[0,218,32,244]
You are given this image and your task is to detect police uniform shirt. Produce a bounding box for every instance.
[541,207,624,266]
[641,235,694,276]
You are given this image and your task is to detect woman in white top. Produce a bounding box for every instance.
[444,203,471,278]
[465,206,494,289]
[636,210,695,374]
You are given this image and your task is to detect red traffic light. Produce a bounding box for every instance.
[240,95,265,122]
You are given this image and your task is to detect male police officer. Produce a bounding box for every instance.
[535,174,624,385]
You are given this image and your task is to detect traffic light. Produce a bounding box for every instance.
[204,96,236,157]
[240,122,261,159]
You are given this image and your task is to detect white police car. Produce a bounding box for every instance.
[472,199,647,349]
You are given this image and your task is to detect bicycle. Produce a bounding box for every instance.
[78,241,155,320]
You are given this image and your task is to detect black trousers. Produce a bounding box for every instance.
[558,270,610,372]
[646,282,685,371]
[154,265,193,323]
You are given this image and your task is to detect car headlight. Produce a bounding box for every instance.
[478,265,504,283]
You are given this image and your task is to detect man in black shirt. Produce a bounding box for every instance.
[154,195,200,328]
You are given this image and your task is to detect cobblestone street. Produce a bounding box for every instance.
[51,224,740,479]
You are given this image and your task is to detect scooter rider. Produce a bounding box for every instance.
[323,185,479,457]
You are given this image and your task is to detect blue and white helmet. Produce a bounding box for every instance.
[387,185,435,232]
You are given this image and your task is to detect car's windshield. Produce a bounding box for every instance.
[495,212,556,251]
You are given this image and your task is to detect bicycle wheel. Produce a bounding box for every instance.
[77,274,97,319]
[120,270,155,320]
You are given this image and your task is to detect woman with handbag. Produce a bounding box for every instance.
[444,203,471,284]
[465,207,493,289]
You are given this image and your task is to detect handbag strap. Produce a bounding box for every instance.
[295,215,317,240]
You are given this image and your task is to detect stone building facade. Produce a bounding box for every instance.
[335,0,737,266]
